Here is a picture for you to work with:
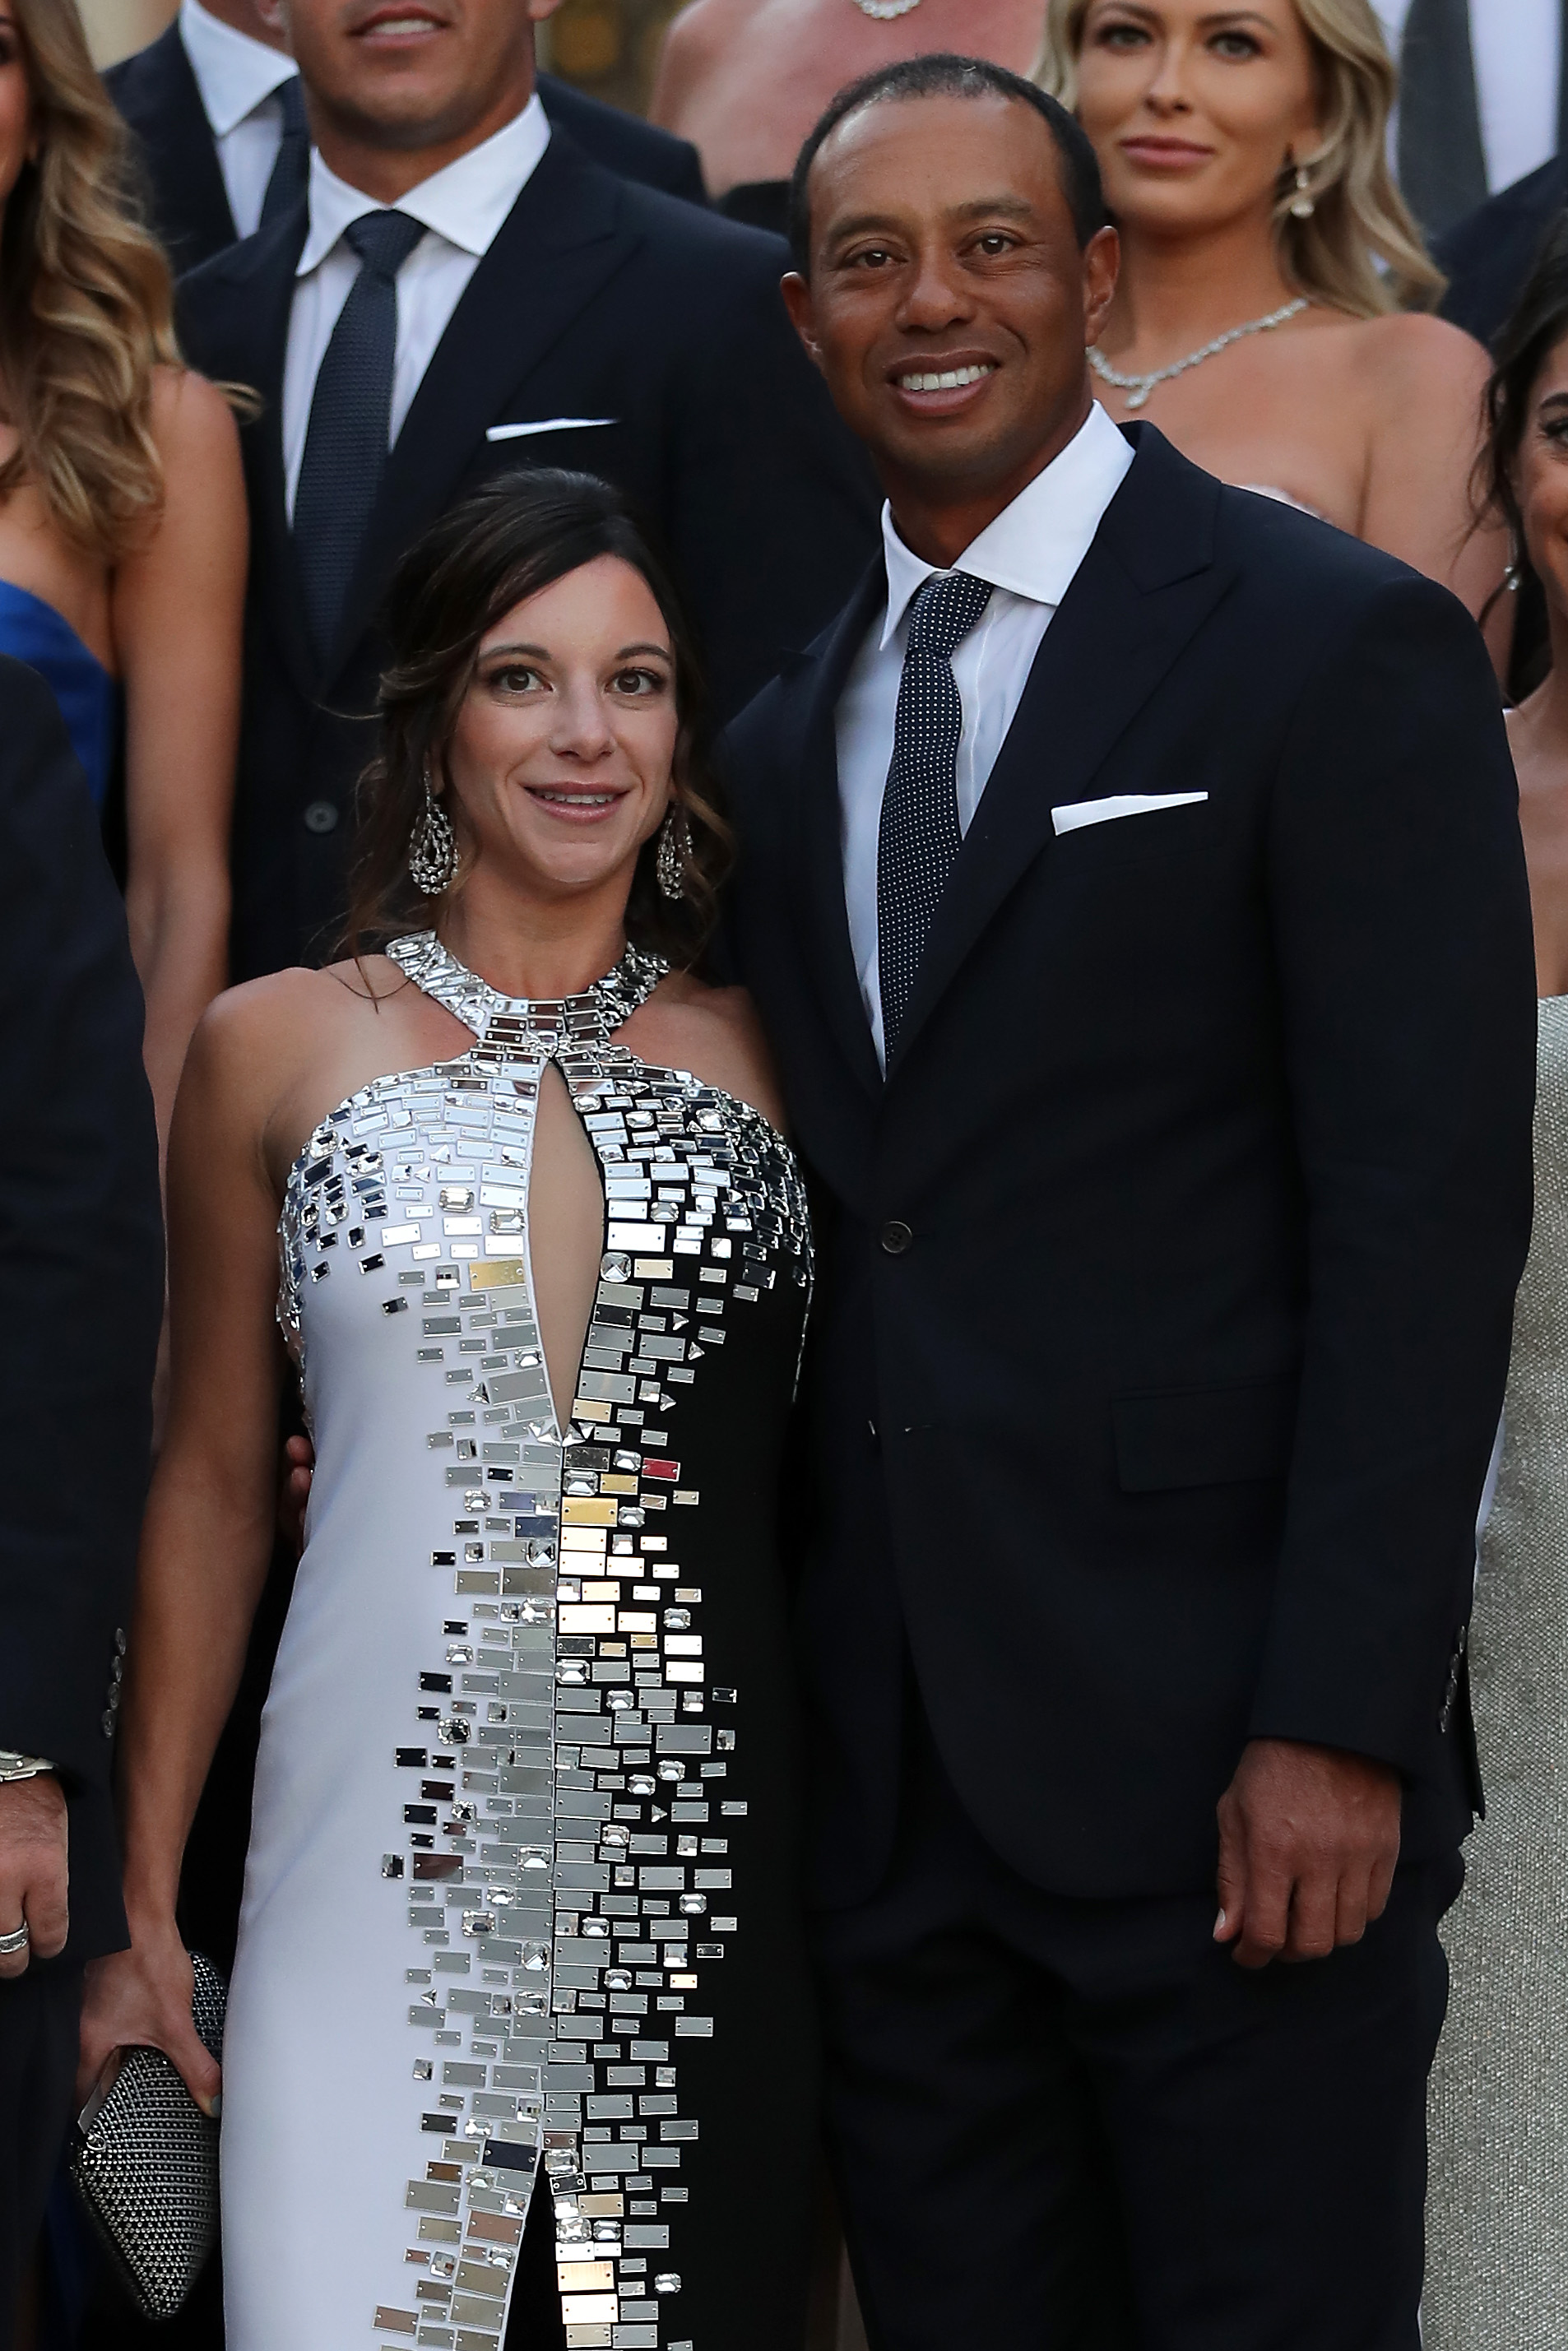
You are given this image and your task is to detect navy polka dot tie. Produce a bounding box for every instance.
[876,569,993,1054]
[292,207,424,661]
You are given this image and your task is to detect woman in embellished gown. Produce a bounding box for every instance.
[1033,0,1503,623]
[1422,218,1568,2349]
[79,471,819,2350]
[0,0,244,1155]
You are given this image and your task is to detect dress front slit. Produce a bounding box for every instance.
[219,934,817,2351]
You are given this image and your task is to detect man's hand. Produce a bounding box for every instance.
[1215,1737,1401,1968]
[278,1433,315,1557]
[0,1775,68,1978]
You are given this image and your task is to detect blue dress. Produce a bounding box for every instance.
[0,579,119,806]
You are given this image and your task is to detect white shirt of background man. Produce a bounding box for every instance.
[281,95,551,520]
[1371,0,1562,196]
[178,0,299,242]
[836,397,1134,1067]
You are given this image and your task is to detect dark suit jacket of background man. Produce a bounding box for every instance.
[725,425,1536,1910]
[175,131,879,981]
[106,16,708,274]
[1436,155,1568,350]
[0,658,162,1964]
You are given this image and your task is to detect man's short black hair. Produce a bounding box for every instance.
[787,53,1108,275]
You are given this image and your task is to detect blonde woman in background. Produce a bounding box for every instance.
[1035,0,1505,620]
[0,0,244,1154]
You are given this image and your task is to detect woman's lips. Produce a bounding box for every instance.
[1118,138,1215,168]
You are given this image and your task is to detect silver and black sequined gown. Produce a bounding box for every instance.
[220,935,816,2351]
[1425,997,1568,2348]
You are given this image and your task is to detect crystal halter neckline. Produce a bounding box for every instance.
[383,930,669,1047]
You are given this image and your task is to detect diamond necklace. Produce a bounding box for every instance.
[851,0,922,16]
[1089,297,1309,410]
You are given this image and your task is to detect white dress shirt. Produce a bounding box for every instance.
[179,0,298,241]
[837,398,1133,1064]
[1372,0,1561,195]
[282,96,550,518]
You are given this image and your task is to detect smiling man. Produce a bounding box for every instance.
[722,53,1538,2349]
[174,0,876,982]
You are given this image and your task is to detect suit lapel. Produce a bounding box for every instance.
[164,26,238,258]
[325,135,638,677]
[200,206,318,700]
[787,564,888,1105]
[887,429,1233,1076]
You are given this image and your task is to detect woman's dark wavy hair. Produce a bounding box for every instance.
[344,468,731,966]
[1475,211,1568,699]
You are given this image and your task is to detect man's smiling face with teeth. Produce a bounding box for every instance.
[264,0,562,165]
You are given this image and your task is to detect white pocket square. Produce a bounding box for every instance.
[485,417,617,442]
[1051,791,1208,836]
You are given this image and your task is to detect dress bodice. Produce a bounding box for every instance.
[253,932,813,2349]
[0,581,119,808]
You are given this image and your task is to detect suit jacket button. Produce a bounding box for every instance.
[303,800,339,834]
[879,1220,913,1256]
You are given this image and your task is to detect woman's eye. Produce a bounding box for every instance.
[492,665,542,693]
[611,667,667,697]
[1541,416,1568,447]
[1210,30,1262,57]
[1094,21,1151,49]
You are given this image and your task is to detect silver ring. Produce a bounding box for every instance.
[0,1922,30,1956]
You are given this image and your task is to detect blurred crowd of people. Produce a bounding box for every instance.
[3,1,1568,2348]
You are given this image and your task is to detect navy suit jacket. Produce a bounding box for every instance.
[724,427,1536,1908]
[104,24,707,275]
[0,659,162,1963]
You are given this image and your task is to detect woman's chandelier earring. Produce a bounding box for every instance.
[1288,163,1315,220]
[408,766,457,897]
[656,805,691,902]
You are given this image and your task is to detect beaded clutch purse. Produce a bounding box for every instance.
[70,1953,227,2320]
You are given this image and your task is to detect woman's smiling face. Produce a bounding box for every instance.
[1074,1,1323,240]
[442,553,680,908]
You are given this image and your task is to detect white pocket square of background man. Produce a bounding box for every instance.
[485,418,617,441]
[1051,792,1209,836]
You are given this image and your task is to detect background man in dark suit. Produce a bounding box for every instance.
[176,0,877,982]
[726,57,1537,2348]
[105,0,707,278]
[0,661,162,2348]
[1437,156,1568,349]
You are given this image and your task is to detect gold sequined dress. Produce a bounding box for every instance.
[1425,995,1568,2346]
[219,935,816,2351]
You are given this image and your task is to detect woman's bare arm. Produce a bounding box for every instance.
[1360,314,1505,625]
[77,983,292,2105]
[114,370,247,1164]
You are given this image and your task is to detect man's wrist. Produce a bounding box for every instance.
[0,1751,54,1784]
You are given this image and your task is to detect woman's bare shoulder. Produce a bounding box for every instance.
[193,962,393,1075]
[1343,308,1491,399]
[150,364,242,464]
[632,973,786,1129]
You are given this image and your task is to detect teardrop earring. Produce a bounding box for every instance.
[1289,163,1315,220]
[408,765,457,897]
[656,805,690,902]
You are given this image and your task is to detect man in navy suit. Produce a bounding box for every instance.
[106,0,707,277]
[725,55,1536,2348]
[0,662,161,2348]
[175,0,876,982]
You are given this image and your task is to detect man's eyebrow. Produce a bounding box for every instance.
[824,194,1037,245]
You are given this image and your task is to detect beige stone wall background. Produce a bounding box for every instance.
[79,0,682,105]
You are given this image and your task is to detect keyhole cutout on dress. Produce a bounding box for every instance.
[527,1060,606,1432]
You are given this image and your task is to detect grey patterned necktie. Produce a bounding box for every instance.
[258,76,309,230]
[292,207,424,660]
[1398,0,1487,237]
[876,569,993,1054]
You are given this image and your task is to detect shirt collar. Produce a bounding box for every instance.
[877,399,1134,650]
[297,93,550,277]
[179,0,296,138]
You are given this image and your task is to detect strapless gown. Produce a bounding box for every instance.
[0,579,118,806]
[220,935,819,2351]
[1424,996,1568,2346]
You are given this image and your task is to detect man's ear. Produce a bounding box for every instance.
[781,271,825,373]
[1081,223,1120,350]
[527,0,565,20]
[254,0,289,44]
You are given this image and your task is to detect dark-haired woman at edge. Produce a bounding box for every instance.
[78,471,819,2351]
[1423,216,1568,2350]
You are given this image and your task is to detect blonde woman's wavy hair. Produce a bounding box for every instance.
[1033,0,1442,317]
[0,0,182,559]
